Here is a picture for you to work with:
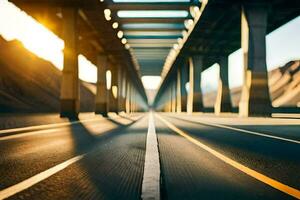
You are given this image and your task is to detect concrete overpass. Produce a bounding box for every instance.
[0,0,300,199]
[9,0,299,117]
[154,0,300,117]
[10,0,149,118]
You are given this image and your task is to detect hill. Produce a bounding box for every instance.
[0,36,95,113]
[203,60,300,108]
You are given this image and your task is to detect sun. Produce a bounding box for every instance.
[0,0,97,83]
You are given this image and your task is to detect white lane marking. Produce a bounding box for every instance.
[0,114,142,141]
[0,129,60,141]
[0,154,84,200]
[157,114,300,199]
[171,115,300,145]
[141,112,160,200]
[0,118,103,135]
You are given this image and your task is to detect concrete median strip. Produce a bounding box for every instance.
[156,114,300,200]
[141,112,160,200]
[0,154,85,200]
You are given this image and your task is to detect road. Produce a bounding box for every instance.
[0,112,299,200]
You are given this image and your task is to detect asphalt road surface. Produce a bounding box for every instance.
[0,112,299,200]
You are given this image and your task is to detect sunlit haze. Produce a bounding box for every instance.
[142,76,161,90]
[0,0,97,83]
[0,0,299,92]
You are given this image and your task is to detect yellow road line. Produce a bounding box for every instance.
[156,114,300,199]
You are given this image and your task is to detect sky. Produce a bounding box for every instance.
[0,0,97,83]
[202,16,300,94]
[0,0,299,92]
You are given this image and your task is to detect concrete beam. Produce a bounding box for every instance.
[108,3,193,11]
[214,57,232,115]
[95,54,108,117]
[60,7,79,119]
[239,3,272,117]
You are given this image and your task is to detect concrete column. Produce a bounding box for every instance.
[171,81,177,113]
[239,3,272,117]
[187,56,204,114]
[168,88,172,112]
[130,84,134,113]
[180,62,188,112]
[131,87,135,113]
[95,55,108,117]
[121,70,127,112]
[176,68,182,113]
[110,64,119,113]
[117,66,124,113]
[134,89,137,112]
[60,7,79,118]
[214,56,232,115]
[125,81,131,114]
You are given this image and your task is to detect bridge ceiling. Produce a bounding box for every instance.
[107,0,201,76]
[155,0,300,103]
[181,0,300,69]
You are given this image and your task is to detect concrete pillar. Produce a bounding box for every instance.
[176,68,182,113]
[95,55,108,117]
[121,69,127,112]
[180,62,188,112]
[60,7,79,118]
[214,57,232,115]
[131,87,135,113]
[130,84,134,113]
[168,88,172,112]
[117,66,124,113]
[187,56,204,114]
[110,64,119,113]
[239,3,272,117]
[134,89,137,112]
[171,81,177,113]
[126,81,131,114]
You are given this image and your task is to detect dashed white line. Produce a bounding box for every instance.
[141,112,160,200]
[0,154,85,200]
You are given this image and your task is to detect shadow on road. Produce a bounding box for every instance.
[64,115,147,200]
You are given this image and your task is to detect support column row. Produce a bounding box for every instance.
[173,2,271,117]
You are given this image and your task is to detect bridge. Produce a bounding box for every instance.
[0,0,300,199]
